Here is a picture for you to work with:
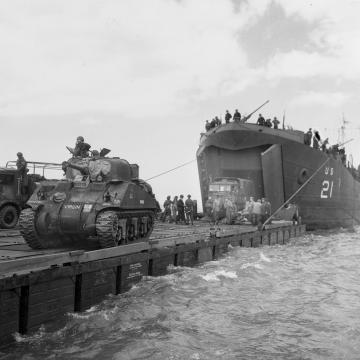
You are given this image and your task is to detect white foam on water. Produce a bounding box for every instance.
[14,324,46,343]
[86,305,98,313]
[190,353,201,360]
[200,269,238,281]
[241,262,264,270]
[70,303,121,322]
[260,252,271,262]
[69,312,93,320]
[201,273,220,281]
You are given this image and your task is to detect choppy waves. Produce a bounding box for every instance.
[2,227,360,359]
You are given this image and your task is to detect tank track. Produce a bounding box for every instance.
[96,209,154,248]
[19,208,62,249]
[19,208,44,249]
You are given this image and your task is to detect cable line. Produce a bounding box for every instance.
[261,157,331,230]
[145,159,196,181]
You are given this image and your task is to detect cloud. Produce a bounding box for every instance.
[0,0,266,117]
[262,0,360,81]
[288,91,351,108]
[2,0,358,118]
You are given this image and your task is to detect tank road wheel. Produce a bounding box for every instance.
[0,205,19,229]
[19,208,44,249]
[96,211,122,248]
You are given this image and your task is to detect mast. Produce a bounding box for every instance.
[338,113,348,145]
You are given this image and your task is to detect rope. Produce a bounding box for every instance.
[145,159,196,181]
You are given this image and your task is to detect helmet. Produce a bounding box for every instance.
[17,152,23,157]
[77,136,84,142]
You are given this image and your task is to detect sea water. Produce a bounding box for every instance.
[1,227,360,360]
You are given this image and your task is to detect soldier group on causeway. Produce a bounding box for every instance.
[161,194,196,225]
[243,197,272,227]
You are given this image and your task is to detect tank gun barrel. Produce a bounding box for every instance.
[65,162,89,175]
[244,100,270,121]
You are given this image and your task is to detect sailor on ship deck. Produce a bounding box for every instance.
[225,110,232,123]
[233,109,241,122]
[256,114,265,126]
[272,117,280,129]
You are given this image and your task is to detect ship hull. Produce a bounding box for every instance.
[197,123,360,229]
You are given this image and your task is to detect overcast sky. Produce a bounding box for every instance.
[1,0,360,206]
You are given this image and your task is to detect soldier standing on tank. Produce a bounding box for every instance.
[185,194,194,225]
[177,195,185,223]
[272,117,280,129]
[74,136,84,156]
[91,150,101,159]
[215,116,221,126]
[233,109,241,122]
[74,136,91,157]
[225,110,232,124]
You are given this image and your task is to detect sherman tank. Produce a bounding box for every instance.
[19,152,157,249]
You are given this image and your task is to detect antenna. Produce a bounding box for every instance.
[338,113,348,145]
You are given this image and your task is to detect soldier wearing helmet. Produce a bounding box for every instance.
[91,150,100,159]
[233,109,241,122]
[225,110,232,124]
[16,152,28,189]
[16,152,27,174]
[73,136,91,157]
[185,194,194,225]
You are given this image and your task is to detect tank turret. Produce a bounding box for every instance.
[63,157,138,182]
[19,153,157,249]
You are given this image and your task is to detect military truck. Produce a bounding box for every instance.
[19,152,158,249]
[0,161,62,229]
[204,177,255,223]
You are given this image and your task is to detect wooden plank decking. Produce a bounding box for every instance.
[0,220,294,278]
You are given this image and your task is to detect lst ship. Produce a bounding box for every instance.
[196,121,360,229]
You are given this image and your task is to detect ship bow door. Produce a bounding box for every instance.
[261,144,285,212]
